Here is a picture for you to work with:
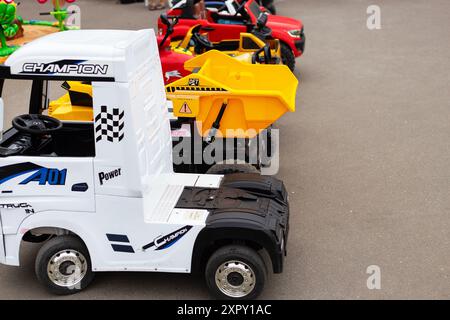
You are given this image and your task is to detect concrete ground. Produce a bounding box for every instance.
[0,0,449,299]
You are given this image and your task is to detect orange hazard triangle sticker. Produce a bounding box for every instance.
[179,102,192,114]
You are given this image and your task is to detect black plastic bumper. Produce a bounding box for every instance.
[295,37,306,54]
[184,174,290,274]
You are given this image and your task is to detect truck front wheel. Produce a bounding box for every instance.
[205,245,267,300]
[35,235,94,295]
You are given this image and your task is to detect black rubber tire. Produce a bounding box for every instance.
[35,235,94,295]
[205,245,267,300]
[280,42,296,71]
[206,163,260,175]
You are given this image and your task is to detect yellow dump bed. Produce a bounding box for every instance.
[166,50,297,139]
[49,82,94,121]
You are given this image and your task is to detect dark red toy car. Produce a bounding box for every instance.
[159,0,305,71]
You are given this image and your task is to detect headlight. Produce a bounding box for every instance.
[288,29,303,38]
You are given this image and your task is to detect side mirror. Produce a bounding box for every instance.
[0,98,4,139]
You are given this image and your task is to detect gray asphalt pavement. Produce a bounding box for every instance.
[0,0,449,299]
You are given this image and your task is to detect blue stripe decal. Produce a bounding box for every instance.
[0,169,40,185]
[157,237,182,250]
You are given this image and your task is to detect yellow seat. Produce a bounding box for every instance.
[49,81,94,121]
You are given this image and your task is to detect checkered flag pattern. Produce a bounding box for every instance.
[95,106,125,142]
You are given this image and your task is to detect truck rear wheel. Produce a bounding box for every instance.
[206,163,259,175]
[205,245,267,300]
[35,235,94,295]
[281,42,296,71]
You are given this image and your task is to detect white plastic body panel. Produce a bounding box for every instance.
[6,29,156,82]
[0,29,226,273]
[0,157,95,235]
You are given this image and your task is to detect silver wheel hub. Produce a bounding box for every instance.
[47,250,87,288]
[215,260,256,298]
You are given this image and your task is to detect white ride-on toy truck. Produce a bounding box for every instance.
[0,29,289,299]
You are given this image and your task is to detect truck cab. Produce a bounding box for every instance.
[0,29,289,299]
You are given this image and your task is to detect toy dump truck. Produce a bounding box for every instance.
[167,50,297,174]
[48,49,297,175]
[167,50,296,138]
[0,29,289,300]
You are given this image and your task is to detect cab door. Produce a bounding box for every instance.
[0,156,95,225]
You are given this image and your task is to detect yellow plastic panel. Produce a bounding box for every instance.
[49,94,93,121]
[169,95,200,118]
[166,51,298,138]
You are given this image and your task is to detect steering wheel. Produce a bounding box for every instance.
[252,45,272,64]
[12,114,63,135]
[192,32,214,50]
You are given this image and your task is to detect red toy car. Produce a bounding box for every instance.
[159,0,305,71]
[158,15,193,84]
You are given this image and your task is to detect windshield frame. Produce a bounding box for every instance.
[247,0,263,22]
